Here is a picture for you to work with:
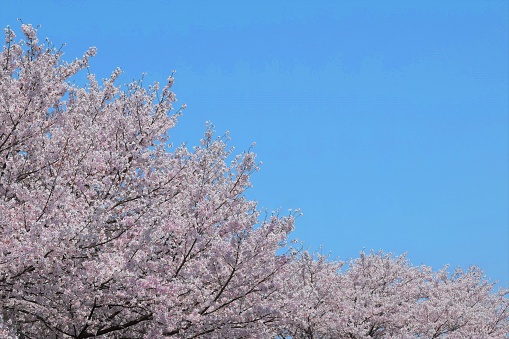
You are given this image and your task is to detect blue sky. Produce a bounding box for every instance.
[2,1,508,287]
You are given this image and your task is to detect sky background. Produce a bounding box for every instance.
[2,1,508,287]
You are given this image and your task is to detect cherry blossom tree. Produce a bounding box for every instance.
[0,24,294,338]
[278,251,509,338]
[1,24,508,339]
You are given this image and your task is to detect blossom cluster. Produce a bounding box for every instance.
[277,251,509,338]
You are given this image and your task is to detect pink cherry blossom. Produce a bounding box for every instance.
[277,251,509,338]
[0,24,294,338]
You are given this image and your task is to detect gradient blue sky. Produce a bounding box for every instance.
[2,1,508,287]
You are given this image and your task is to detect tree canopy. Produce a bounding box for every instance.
[0,24,507,339]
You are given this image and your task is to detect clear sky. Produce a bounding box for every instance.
[2,1,508,287]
